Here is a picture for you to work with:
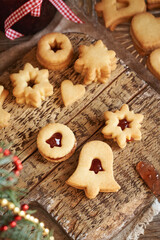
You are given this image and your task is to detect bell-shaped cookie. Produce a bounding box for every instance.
[66,140,120,199]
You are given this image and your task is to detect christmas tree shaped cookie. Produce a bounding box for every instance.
[66,140,120,199]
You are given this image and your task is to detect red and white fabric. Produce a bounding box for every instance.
[4,0,84,40]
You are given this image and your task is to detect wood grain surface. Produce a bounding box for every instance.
[0,33,160,240]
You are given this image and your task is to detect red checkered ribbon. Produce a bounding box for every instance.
[4,0,84,40]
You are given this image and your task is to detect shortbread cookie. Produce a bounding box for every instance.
[101,104,144,148]
[61,80,86,106]
[10,63,53,108]
[95,0,146,31]
[130,12,160,56]
[66,140,120,199]
[147,0,160,9]
[74,40,117,85]
[36,32,73,70]
[147,48,160,80]
[37,123,77,162]
[0,86,10,128]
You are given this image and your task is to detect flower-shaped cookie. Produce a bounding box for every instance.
[10,63,53,108]
[74,40,117,85]
[0,85,10,128]
[101,104,144,148]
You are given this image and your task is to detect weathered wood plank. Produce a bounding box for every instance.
[0,33,125,160]
[0,33,159,240]
[13,69,147,190]
[23,85,160,240]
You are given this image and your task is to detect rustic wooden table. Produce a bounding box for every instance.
[0,30,160,240]
[0,1,160,239]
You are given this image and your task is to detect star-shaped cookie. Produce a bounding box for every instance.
[101,104,144,148]
[10,63,53,108]
[74,40,117,85]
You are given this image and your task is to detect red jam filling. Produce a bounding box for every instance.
[46,132,62,148]
[136,161,160,197]
[118,118,130,130]
[89,159,104,174]
[126,137,134,142]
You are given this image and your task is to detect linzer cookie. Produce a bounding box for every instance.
[95,0,146,31]
[147,48,160,80]
[61,80,86,106]
[130,12,160,55]
[147,0,160,9]
[37,123,77,162]
[74,40,117,85]
[0,85,10,128]
[36,32,73,70]
[101,104,144,148]
[66,141,120,199]
[10,63,53,108]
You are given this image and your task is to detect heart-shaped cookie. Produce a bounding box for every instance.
[61,80,85,106]
[147,48,160,80]
[130,12,160,55]
[66,141,120,199]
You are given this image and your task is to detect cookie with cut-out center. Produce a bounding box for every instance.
[36,32,73,70]
[102,104,144,148]
[74,40,117,85]
[10,63,53,108]
[95,0,146,31]
[37,123,77,162]
[66,140,120,199]
[61,80,85,106]
[0,85,10,128]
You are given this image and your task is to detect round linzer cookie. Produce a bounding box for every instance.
[36,32,73,70]
[37,123,77,162]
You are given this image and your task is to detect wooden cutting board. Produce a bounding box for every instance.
[0,33,159,240]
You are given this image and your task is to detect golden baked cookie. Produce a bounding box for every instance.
[66,140,120,199]
[147,48,160,80]
[10,63,53,108]
[147,0,160,9]
[36,32,73,70]
[74,40,117,85]
[130,12,160,56]
[101,104,144,148]
[61,80,86,106]
[95,0,146,31]
[0,85,10,128]
[37,123,77,162]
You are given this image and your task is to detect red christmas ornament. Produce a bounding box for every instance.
[14,215,22,221]
[0,225,8,231]
[14,169,20,176]
[7,176,13,181]
[0,147,3,153]
[10,221,17,228]
[21,204,29,211]
[15,163,23,171]
[13,155,19,162]
[3,149,11,156]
